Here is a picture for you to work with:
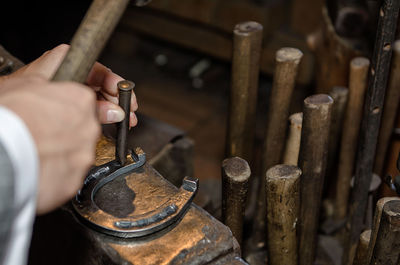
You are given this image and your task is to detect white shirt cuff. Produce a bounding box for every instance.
[0,106,39,265]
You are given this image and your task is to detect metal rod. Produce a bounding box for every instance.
[374,40,400,175]
[369,200,400,265]
[253,47,303,248]
[116,80,134,165]
[343,1,400,263]
[51,0,130,82]
[265,164,301,265]
[353,229,371,265]
[335,57,370,220]
[221,157,251,246]
[366,197,400,263]
[298,94,333,265]
[226,21,263,162]
[282,112,303,166]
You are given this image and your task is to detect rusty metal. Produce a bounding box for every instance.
[298,94,333,265]
[265,164,301,265]
[116,80,134,166]
[369,200,400,265]
[335,57,370,220]
[374,40,400,175]
[51,0,150,83]
[221,157,251,246]
[226,21,263,162]
[343,0,400,263]
[253,47,303,250]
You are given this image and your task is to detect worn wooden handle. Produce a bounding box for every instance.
[298,94,333,265]
[227,21,263,161]
[282,112,303,166]
[369,200,400,265]
[335,57,370,220]
[52,0,130,83]
[253,47,303,248]
[266,164,301,265]
[353,229,371,265]
[221,157,251,246]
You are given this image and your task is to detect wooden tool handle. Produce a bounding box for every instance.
[353,229,371,265]
[253,47,303,248]
[282,112,303,166]
[221,157,251,246]
[366,197,400,263]
[227,21,263,161]
[335,57,370,220]
[266,164,301,265]
[52,0,130,83]
[298,94,333,265]
[369,200,400,265]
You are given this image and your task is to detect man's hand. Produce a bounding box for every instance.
[5,44,138,127]
[0,75,100,214]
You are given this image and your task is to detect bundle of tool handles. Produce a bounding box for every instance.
[52,0,400,264]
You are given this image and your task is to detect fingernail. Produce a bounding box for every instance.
[107,109,125,123]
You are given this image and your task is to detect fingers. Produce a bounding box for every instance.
[87,62,122,96]
[96,100,138,127]
[15,44,69,79]
[96,100,125,124]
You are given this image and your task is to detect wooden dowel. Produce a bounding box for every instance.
[266,164,301,265]
[226,21,263,162]
[221,157,251,246]
[335,57,370,220]
[282,112,303,166]
[374,40,400,175]
[366,197,400,264]
[327,86,349,178]
[369,200,400,265]
[298,94,333,265]
[343,1,400,263]
[353,229,371,265]
[52,0,130,82]
[253,47,303,247]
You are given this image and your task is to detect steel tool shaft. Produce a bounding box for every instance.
[265,165,301,265]
[227,21,263,162]
[374,40,400,175]
[221,157,251,246]
[298,94,333,265]
[116,80,134,165]
[343,1,400,263]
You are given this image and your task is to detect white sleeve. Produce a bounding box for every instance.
[0,106,39,265]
